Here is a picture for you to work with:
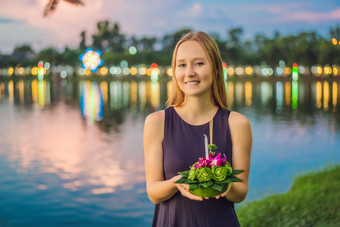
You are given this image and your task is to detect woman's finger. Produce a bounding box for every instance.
[176,185,203,201]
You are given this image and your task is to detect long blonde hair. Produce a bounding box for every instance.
[166,31,228,109]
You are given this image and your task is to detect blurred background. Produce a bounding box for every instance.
[0,0,339,226]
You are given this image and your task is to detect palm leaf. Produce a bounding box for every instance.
[63,0,85,6]
[43,0,85,17]
[43,0,59,17]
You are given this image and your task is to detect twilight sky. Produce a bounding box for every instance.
[0,0,339,54]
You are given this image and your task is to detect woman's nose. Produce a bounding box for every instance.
[185,65,196,77]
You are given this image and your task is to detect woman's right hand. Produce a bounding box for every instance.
[173,175,204,201]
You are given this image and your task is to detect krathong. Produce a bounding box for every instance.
[175,136,244,198]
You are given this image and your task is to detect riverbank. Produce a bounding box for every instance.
[237,164,340,226]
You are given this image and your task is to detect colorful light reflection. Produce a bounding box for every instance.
[79,48,104,73]
[80,81,104,123]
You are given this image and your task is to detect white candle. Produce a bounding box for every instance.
[203,134,209,159]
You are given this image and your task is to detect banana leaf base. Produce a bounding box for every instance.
[190,184,229,198]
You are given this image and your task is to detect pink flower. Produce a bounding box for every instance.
[209,153,227,167]
[194,157,212,169]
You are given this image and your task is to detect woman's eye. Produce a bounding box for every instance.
[178,64,185,68]
[196,62,204,66]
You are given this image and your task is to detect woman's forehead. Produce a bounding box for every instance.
[176,40,208,61]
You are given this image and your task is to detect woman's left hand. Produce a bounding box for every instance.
[215,183,232,199]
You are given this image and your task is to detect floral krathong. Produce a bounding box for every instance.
[175,144,244,197]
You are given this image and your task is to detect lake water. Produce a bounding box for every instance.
[0,77,339,226]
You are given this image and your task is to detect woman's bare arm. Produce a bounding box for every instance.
[222,111,252,203]
[144,111,204,204]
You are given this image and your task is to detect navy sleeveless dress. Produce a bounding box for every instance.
[152,107,240,227]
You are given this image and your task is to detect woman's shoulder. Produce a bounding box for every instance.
[144,110,165,129]
[228,111,251,131]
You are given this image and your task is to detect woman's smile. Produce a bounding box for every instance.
[185,81,201,86]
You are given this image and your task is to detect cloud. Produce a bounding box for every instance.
[192,3,203,14]
[0,0,339,54]
[0,17,24,24]
[281,8,340,23]
[241,3,340,24]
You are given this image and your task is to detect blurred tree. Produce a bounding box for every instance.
[79,30,86,51]
[293,31,320,67]
[91,21,126,53]
[127,35,140,50]
[140,37,157,51]
[161,28,192,54]
[330,24,340,39]
[13,44,35,55]
[92,20,112,51]
[225,27,244,64]
[36,47,61,65]
[210,32,227,60]
[108,23,126,52]
[7,44,37,66]
[60,47,81,66]
[261,32,282,67]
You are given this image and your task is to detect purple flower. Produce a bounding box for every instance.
[209,153,227,167]
[194,157,212,169]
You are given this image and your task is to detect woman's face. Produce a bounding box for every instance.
[175,40,213,98]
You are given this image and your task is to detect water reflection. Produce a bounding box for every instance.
[150,81,160,108]
[245,81,252,106]
[292,81,299,110]
[323,81,329,111]
[1,79,339,113]
[333,82,338,108]
[276,81,283,113]
[0,77,339,225]
[80,81,104,123]
[285,82,291,106]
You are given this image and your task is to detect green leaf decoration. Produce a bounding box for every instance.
[231,176,243,182]
[175,178,187,184]
[190,183,229,197]
[175,178,198,184]
[211,183,224,191]
[201,182,213,188]
[231,170,244,176]
[189,184,200,190]
[219,178,233,184]
[178,170,190,178]
[208,144,217,150]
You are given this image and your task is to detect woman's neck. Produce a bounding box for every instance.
[183,97,216,114]
[175,94,218,124]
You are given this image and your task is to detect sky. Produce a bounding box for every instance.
[0,0,339,54]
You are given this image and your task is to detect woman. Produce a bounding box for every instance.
[143,31,252,226]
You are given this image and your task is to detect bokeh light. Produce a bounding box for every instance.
[227,67,235,76]
[8,67,14,76]
[292,63,299,81]
[276,67,283,76]
[130,67,138,75]
[79,48,104,73]
[18,67,24,76]
[139,67,147,75]
[129,46,137,55]
[60,71,67,78]
[245,66,253,75]
[167,68,173,77]
[123,67,130,75]
[120,60,128,68]
[100,67,108,76]
[332,38,338,45]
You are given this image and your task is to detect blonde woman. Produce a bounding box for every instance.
[144,31,252,227]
